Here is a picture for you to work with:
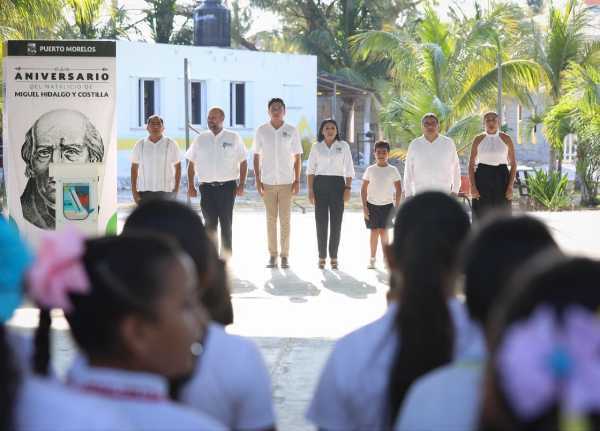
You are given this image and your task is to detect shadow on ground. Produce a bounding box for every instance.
[264,270,321,302]
[320,270,377,299]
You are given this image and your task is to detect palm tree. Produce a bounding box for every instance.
[0,0,63,42]
[544,63,600,205]
[532,0,600,172]
[352,3,542,156]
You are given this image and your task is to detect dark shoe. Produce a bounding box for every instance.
[318,258,326,269]
[281,257,289,269]
[330,258,338,270]
[266,256,278,268]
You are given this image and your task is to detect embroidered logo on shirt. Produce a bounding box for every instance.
[282,131,290,138]
[336,146,342,153]
[222,142,233,148]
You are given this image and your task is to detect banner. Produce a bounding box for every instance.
[2,40,117,244]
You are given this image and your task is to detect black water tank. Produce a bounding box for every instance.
[193,0,231,47]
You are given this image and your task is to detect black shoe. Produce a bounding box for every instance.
[281,257,289,269]
[266,256,278,268]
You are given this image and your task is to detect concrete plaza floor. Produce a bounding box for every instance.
[9,207,600,430]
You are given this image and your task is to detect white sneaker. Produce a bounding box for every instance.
[368,257,376,269]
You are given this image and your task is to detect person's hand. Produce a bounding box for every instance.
[309,190,315,205]
[236,184,245,197]
[363,207,370,220]
[188,187,197,198]
[470,185,480,199]
[256,180,264,197]
[291,180,300,195]
[505,187,513,200]
[343,188,351,202]
[132,190,141,204]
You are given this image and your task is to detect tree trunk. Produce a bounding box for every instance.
[339,97,355,143]
[549,147,556,173]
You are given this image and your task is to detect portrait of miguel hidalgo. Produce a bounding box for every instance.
[20,109,104,229]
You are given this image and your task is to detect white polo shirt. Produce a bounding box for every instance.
[306,298,479,431]
[181,323,275,430]
[67,360,226,430]
[307,140,355,178]
[403,134,461,197]
[186,129,247,183]
[254,122,303,185]
[131,136,181,192]
[16,376,133,431]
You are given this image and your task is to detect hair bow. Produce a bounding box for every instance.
[27,226,91,311]
[0,218,32,322]
[497,305,600,424]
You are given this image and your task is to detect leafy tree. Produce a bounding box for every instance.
[353,3,542,152]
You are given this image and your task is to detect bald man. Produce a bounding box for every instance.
[20,109,104,229]
[186,107,247,256]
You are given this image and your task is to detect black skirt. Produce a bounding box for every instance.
[472,163,511,219]
[364,202,394,229]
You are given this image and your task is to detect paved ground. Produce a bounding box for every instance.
[8,206,600,430]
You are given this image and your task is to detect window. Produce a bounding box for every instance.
[563,134,578,163]
[190,81,206,126]
[230,82,246,127]
[138,79,159,127]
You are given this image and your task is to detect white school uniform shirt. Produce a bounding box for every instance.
[67,360,226,431]
[16,376,133,431]
[396,324,486,431]
[254,122,303,185]
[186,129,247,183]
[181,322,275,429]
[403,134,461,197]
[131,136,181,192]
[307,140,356,178]
[363,164,402,205]
[306,298,477,431]
[477,132,509,166]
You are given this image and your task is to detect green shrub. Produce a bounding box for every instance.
[526,169,570,211]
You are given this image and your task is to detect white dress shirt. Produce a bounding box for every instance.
[131,136,181,192]
[477,132,509,166]
[306,298,478,431]
[254,122,303,185]
[67,360,226,430]
[181,323,275,430]
[403,134,461,197]
[306,140,355,178]
[185,129,247,183]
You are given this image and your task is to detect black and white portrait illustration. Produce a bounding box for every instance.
[20,109,104,229]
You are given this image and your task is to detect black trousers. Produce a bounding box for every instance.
[199,180,237,252]
[473,164,511,219]
[313,175,345,259]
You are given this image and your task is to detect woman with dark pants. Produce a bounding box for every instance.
[468,111,517,219]
[307,119,355,269]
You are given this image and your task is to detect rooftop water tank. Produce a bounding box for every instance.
[193,0,231,47]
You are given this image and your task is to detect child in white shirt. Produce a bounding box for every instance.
[361,141,402,269]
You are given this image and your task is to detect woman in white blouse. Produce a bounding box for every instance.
[468,111,517,219]
[307,119,355,269]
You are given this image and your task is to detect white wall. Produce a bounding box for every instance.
[115,41,318,143]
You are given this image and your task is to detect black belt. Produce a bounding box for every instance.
[200,180,236,187]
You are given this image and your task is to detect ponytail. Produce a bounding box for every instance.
[0,324,21,431]
[385,193,470,426]
[33,309,52,376]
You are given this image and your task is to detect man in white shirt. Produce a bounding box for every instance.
[131,115,181,203]
[253,98,303,269]
[403,113,461,197]
[187,107,247,255]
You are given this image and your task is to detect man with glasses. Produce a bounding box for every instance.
[253,98,303,269]
[403,113,461,198]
